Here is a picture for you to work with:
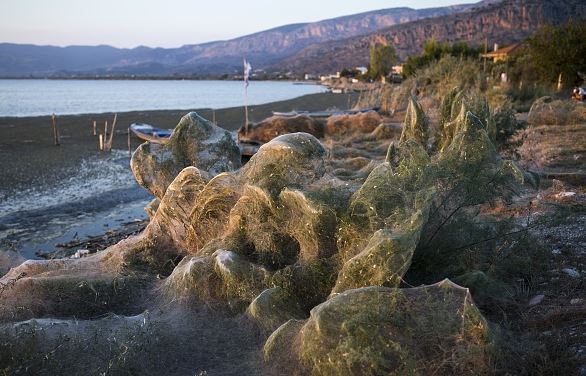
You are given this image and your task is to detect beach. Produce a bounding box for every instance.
[0,92,358,259]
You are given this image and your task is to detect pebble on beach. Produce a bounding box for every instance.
[562,268,581,278]
[528,294,545,306]
[70,249,90,259]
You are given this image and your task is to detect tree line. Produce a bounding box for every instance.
[352,21,585,88]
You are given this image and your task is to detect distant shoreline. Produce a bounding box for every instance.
[0,91,351,122]
[0,76,319,82]
[0,79,329,118]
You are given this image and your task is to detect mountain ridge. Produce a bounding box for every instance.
[277,0,586,74]
[0,2,487,77]
[4,0,581,78]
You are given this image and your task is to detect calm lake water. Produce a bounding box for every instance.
[0,79,327,117]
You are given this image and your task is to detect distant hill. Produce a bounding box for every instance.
[3,0,581,78]
[277,0,586,74]
[0,2,487,77]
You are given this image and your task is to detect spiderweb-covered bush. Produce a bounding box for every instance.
[0,97,542,374]
[265,281,492,376]
[527,96,586,126]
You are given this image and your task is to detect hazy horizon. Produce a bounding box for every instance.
[1,0,469,49]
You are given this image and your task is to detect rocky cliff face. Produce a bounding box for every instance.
[280,0,586,74]
[176,4,480,67]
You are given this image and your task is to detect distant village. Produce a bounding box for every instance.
[242,41,521,93]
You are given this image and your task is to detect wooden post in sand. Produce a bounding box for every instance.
[244,88,249,135]
[127,126,132,158]
[107,113,117,151]
[51,113,60,146]
[104,121,108,150]
[99,134,104,151]
[93,120,97,136]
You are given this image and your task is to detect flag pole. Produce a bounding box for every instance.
[244,82,249,135]
[243,57,251,135]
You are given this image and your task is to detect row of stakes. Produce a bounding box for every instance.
[51,113,132,157]
[91,114,118,152]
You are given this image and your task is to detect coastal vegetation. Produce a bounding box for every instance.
[368,44,398,80]
[2,70,584,373]
[518,21,586,86]
[1,7,585,376]
[402,38,483,77]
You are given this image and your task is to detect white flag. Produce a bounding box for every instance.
[244,58,252,88]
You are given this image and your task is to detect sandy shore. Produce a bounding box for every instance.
[0,92,358,258]
[0,92,358,194]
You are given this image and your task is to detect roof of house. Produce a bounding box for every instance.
[481,43,521,58]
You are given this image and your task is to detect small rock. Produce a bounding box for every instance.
[70,249,90,259]
[570,298,584,305]
[528,294,545,306]
[551,248,561,255]
[562,268,581,278]
[556,191,576,198]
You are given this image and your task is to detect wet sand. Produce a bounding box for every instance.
[0,92,358,194]
[0,92,358,258]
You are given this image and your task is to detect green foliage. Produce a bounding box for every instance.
[493,52,541,89]
[369,44,398,79]
[391,56,488,112]
[526,21,586,86]
[492,22,586,90]
[409,214,548,295]
[492,104,520,144]
[403,38,482,77]
[339,68,362,79]
[505,82,552,112]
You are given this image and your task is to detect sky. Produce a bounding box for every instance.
[0,0,466,48]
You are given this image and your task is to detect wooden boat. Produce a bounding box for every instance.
[239,140,261,158]
[130,123,173,145]
[130,122,259,159]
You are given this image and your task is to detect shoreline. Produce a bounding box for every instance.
[0,92,358,193]
[0,91,358,259]
[0,77,324,82]
[0,79,328,118]
[0,91,352,125]
[0,77,321,82]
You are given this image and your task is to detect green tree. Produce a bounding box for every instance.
[526,22,586,87]
[369,44,398,80]
[403,39,482,77]
[422,37,449,59]
[340,68,358,78]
